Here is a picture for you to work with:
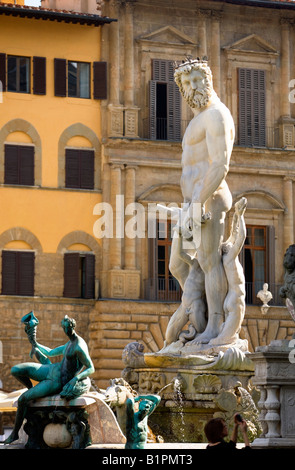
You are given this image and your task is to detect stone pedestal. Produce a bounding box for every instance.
[251,339,295,448]
[18,393,126,449]
[121,342,261,443]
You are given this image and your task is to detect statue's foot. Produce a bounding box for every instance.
[4,431,19,444]
[190,334,211,345]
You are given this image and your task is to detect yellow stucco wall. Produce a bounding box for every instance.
[0,14,102,253]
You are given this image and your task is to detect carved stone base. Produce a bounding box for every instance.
[121,342,261,443]
[19,393,126,449]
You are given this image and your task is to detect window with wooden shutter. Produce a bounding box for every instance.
[33,57,46,95]
[54,58,67,97]
[65,148,94,190]
[238,68,266,147]
[0,53,6,91]
[4,144,34,186]
[93,61,107,100]
[64,252,95,298]
[2,250,34,296]
[149,59,181,141]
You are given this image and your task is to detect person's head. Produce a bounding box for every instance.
[204,418,228,444]
[174,58,214,109]
[61,315,76,336]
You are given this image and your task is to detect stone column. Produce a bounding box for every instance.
[210,11,222,98]
[283,177,294,252]
[124,1,134,107]
[123,1,139,137]
[108,0,124,136]
[124,165,137,270]
[264,385,281,439]
[280,19,291,119]
[196,9,210,58]
[110,164,124,270]
[279,19,295,148]
[257,386,268,438]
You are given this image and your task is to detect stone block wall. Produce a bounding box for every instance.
[0,296,94,390]
[1,297,294,391]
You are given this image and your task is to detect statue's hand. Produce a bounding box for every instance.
[61,376,79,395]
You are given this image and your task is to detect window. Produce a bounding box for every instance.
[238,68,266,147]
[68,62,90,99]
[0,54,46,95]
[2,250,35,296]
[54,58,107,100]
[149,59,181,141]
[7,56,30,93]
[146,219,181,301]
[4,144,34,186]
[65,148,94,190]
[240,225,275,304]
[63,252,95,299]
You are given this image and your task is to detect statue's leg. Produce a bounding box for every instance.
[184,263,207,334]
[169,231,189,290]
[194,185,232,343]
[164,304,187,346]
[10,362,49,390]
[5,365,60,444]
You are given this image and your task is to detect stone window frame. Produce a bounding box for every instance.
[0,119,42,186]
[58,123,101,190]
[57,230,102,287]
[136,28,198,137]
[223,37,279,135]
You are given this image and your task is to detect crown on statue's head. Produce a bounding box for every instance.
[173,56,208,70]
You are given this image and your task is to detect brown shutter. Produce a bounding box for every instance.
[0,53,6,91]
[168,82,181,141]
[93,61,107,100]
[80,150,94,189]
[65,149,80,188]
[19,146,34,186]
[152,59,168,81]
[33,56,46,95]
[2,250,17,294]
[18,252,34,296]
[64,252,80,297]
[54,58,66,97]
[149,80,157,140]
[84,254,95,299]
[4,145,18,185]
[239,68,266,147]
[1,251,34,295]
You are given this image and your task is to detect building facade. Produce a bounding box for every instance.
[0,0,113,389]
[1,0,295,391]
[90,0,295,387]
